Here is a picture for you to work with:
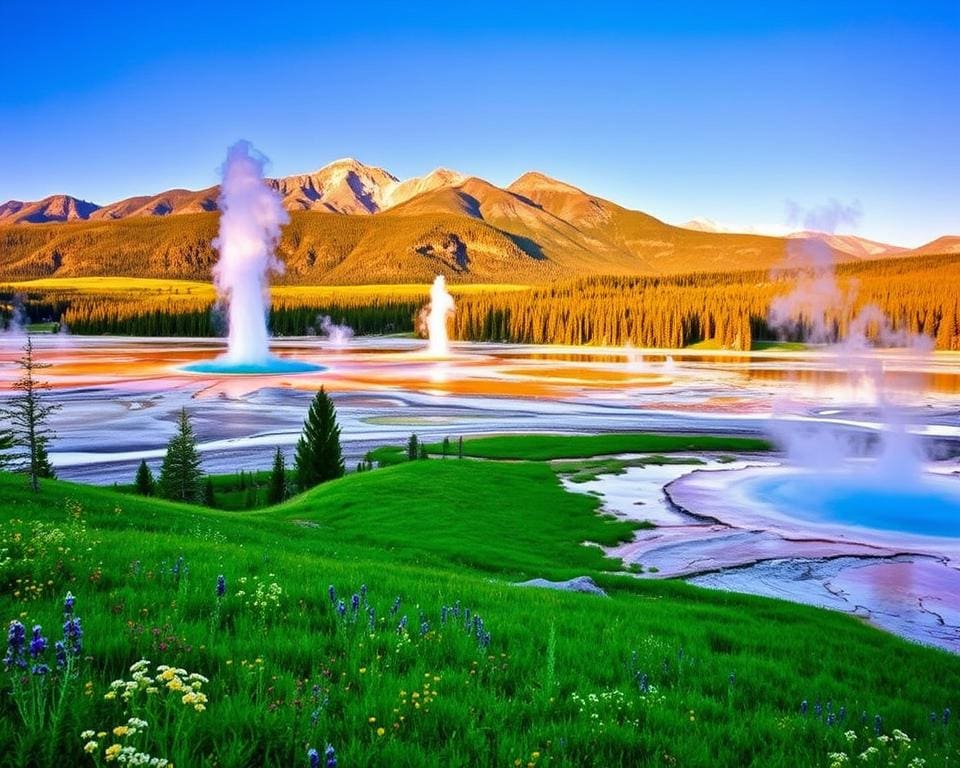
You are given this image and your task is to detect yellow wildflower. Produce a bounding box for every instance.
[376,727,385,737]
[83,741,99,753]
[105,744,122,762]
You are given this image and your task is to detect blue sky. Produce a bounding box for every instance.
[0,1,957,246]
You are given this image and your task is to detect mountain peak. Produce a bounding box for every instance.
[0,194,100,224]
[508,171,585,196]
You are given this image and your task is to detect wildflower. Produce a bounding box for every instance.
[28,625,48,657]
[81,731,96,740]
[390,596,401,615]
[105,744,122,762]
[874,714,883,736]
[360,584,367,602]
[336,600,346,619]
[328,585,336,604]
[307,747,320,768]
[4,620,27,669]
[892,729,911,743]
[216,575,226,598]
[351,594,360,613]
[368,606,376,631]
[84,741,99,754]
[397,615,408,634]
[945,708,952,726]
[376,727,385,737]
[325,744,337,768]
[113,726,130,738]
[31,663,50,676]
[63,616,83,655]
[64,592,75,615]
[844,730,857,743]
[55,641,67,667]
[368,716,376,723]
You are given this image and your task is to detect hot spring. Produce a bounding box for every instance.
[740,469,960,539]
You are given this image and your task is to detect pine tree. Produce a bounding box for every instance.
[159,408,203,502]
[458,436,464,460]
[267,447,287,504]
[407,434,419,461]
[1,337,61,492]
[442,437,450,458]
[294,388,344,490]
[134,460,155,496]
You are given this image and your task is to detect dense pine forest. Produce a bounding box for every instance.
[2,253,959,350]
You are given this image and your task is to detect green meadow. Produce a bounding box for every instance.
[1,436,957,767]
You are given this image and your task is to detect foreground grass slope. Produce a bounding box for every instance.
[0,460,957,767]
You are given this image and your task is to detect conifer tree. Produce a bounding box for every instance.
[203,478,216,507]
[1,337,61,492]
[267,447,287,504]
[294,388,344,490]
[407,434,419,461]
[134,460,155,496]
[159,408,203,502]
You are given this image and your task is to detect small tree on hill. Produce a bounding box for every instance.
[295,388,344,491]
[159,408,203,502]
[458,436,464,460]
[267,447,287,504]
[442,437,450,458]
[134,460,155,496]
[1,337,61,492]
[407,434,419,461]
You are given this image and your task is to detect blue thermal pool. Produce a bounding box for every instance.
[181,359,325,375]
[742,472,960,539]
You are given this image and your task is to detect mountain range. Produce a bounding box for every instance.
[0,159,956,284]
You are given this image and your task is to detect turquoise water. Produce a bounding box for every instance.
[182,359,325,375]
[745,472,960,538]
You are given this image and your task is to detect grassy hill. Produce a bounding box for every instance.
[0,447,957,766]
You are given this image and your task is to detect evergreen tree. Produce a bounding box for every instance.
[294,388,344,490]
[407,434,419,461]
[442,437,450,458]
[134,460,155,496]
[1,337,61,492]
[267,447,287,504]
[159,408,203,502]
[203,478,216,507]
[419,444,428,460]
[458,436,464,460]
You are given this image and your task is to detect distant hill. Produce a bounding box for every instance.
[0,158,950,284]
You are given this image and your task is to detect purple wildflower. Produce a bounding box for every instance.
[307,747,320,768]
[328,585,336,604]
[390,596,401,615]
[351,594,360,613]
[31,664,50,676]
[4,620,27,669]
[325,744,337,768]
[216,574,226,598]
[55,641,67,668]
[63,617,83,655]
[63,592,75,616]
[29,625,47,657]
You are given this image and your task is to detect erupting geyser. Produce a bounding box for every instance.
[425,275,455,357]
[183,141,322,375]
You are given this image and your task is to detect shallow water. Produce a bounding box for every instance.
[743,472,960,539]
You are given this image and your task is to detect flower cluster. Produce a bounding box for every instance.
[80,717,171,766]
[827,728,926,768]
[306,744,336,768]
[105,659,209,713]
[571,689,648,734]
[236,575,283,622]
[4,591,82,675]
[439,600,491,648]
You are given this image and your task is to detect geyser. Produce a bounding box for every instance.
[183,141,322,375]
[425,275,455,356]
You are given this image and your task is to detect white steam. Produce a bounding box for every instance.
[318,315,354,347]
[212,141,289,366]
[423,275,455,356]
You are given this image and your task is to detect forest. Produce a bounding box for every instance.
[2,253,959,350]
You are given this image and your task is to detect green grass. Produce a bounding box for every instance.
[0,456,957,767]
[553,455,706,484]
[751,340,810,351]
[423,433,773,461]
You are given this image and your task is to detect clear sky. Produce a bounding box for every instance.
[1,1,957,246]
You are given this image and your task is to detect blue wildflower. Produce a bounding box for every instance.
[441,605,448,625]
[325,744,337,768]
[360,584,367,602]
[351,594,360,613]
[944,708,951,726]
[728,673,736,687]
[838,706,846,721]
[336,600,346,619]
[63,617,83,655]
[328,585,336,604]
[31,663,50,676]
[639,673,650,694]
[874,714,883,735]
[367,606,376,631]
[307,747,320,768]
[397,615,408,634]
[390,596,401,615]
[800,700,808,716]
[63,592,75,616]
[216,574,226,598]
[29,625,47,657]
[931,711,939,723]
[4,620,27,669]
[55,641,67,668]
[420,621,430,636]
